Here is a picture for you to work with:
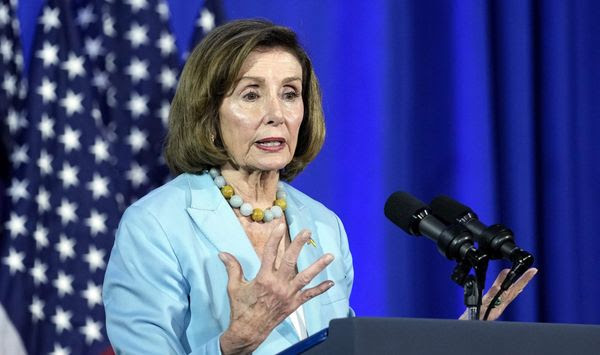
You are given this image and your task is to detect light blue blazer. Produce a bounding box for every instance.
[103,173,354,354]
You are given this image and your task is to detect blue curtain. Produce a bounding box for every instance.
[12,0,600,324]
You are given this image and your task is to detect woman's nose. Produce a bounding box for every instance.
[264,95,284,125]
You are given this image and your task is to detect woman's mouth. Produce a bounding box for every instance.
[255,137,286,152]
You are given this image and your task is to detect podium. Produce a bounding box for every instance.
[281,317,600,354]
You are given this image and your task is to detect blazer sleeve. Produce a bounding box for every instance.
[334,214,355,317]
[103,205,222,355]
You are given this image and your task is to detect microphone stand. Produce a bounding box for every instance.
[451,250,489,320]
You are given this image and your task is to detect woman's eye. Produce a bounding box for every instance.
[283,91,299,100]
[243,91,259,101]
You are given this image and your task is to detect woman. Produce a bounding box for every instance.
[103,19,535,354]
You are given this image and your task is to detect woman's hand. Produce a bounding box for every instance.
[460,268,538,321]
[218,224,334,354]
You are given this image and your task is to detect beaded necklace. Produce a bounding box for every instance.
[209,168,287,223]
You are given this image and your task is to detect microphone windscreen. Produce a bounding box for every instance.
[430,195,475,223]
[384,191,427,233]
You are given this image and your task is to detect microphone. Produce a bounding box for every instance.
[384,192,483,264]
[429,195,534,289]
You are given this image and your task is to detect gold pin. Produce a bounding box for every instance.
[308,238,317,248]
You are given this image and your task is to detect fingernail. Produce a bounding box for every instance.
[218,252,227,262]
[328,281,335,288]
[325,254,334,263]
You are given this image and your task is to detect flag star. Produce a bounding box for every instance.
[0,4,8,26]
[30,259,48,285]
[125,57,149,83]
[105,52,116,72]
[159,66,177,90]
[126,0,148,12]
[38,114,56,139]
[38,150,53,175]
[127,127,148,153]
[84,37,103,59]
[59,125,82,152]
[87,173,109,199]
[76,4,96,28]
[156,2,169,20]
[37,77,57,103]
[127,92,149,118]
[92,69,108,91]
[58,162,79,188]
[127,162,148,188]
[34,223,49,249]
[61,53,85,79]
[39,6,60,32]
[15,52,24,72]
[36,41,59,66]
[84,246,106,272]
[2,72,16,96]
[199,9,216,33]
[91,106,102,127]
[49,343,70,355]
[51,307,73,333]
[57,199,78,225]
[82,282,102,308]
[156,32,176,56]
[5,212,26,238]
[103,15,115,37]
[125,23,149,48]
[52,271,74,297]
[85,209,107,236]
[80,317,103,344]
[0,36,13,61]
[29,296,45,322]
[55,235,76,262]
[10,144,28,167]
[107,87,117,107]
[7,178,29,203]
[6,108,27,133]
[36,187,51,213]
[60,90,84,116]
[2,248,25,274]
[158,101,170,127]
[90,138,110,163]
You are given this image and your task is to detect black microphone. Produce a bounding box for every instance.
[430,195,534,289]
[384,192,482,264]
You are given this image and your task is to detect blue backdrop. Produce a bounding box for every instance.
[13,0,600,324]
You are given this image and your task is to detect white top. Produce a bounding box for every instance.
[287,305,308,340]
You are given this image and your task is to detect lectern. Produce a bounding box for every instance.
[280,317,600,355]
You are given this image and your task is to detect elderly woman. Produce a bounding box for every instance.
[103,19,535,354]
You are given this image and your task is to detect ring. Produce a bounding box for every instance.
[492,297,502,308]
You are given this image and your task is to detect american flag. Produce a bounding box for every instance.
[82,0,181,205]
[0,0,222,353]
[187,0,223,59]
[0,0,27,210]
[1,0,121,353]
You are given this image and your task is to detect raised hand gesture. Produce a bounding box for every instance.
[219,224,334,354]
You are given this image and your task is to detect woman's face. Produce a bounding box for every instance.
[219,47,304,173]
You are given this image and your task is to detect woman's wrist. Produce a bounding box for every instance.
[219,324,261,355]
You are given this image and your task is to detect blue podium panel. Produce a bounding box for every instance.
[288,317,600,355]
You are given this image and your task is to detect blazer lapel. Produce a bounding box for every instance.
[185,174,300,344]
[285,188,327,335]
[185,175,261,281]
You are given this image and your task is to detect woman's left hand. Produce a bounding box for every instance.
[460,267,538,321]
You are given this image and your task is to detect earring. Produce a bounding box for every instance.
[210,133,215,142]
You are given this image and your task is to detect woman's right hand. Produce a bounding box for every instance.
[218,224,334,354]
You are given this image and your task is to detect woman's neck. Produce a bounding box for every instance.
[220,164,280,209]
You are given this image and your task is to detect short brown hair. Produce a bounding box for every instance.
[164,19,325,181]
